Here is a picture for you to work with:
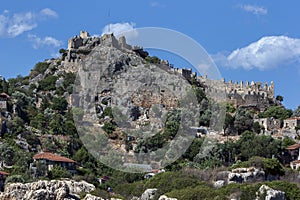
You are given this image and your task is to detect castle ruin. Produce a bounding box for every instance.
[64,31,276,111]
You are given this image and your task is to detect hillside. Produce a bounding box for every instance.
[0,31,300,199]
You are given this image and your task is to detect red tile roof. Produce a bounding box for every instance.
[291,160,300,164]
[0,171,9,175]
[286,143,300,150]
[33,152,76,163]
[285,117,300,121]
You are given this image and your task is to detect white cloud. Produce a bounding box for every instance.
[239,4,267,15]
[150,2,165,8]
[28,34,63,49]
[40,8,58,18]
[0,8,58,38]
[7,12,37,37]
[214,36,300,70]
[102,22,136,36]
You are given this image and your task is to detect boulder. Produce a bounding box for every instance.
[256,185,286,200]
[0,179,96,200]
[228,167,265,183]
[213,180,225,188]
[83,194,104,200]
[141,188,157,200]
[158,195,178,200]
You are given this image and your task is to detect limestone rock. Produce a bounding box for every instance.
[256,185,286,200]
[158,195,177,200]
[0,179,96,200]
[141,188,157,200]
[213,180,225,188]
[228,167,265,183]
[83,194,104,200]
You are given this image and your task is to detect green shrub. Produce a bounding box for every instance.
[38,75,58,91]
[144,172,204,197]
[114,181,144,199]
[145,56,160,64]
[5,175,25,183]
[266,181,300,200]
[32,62,49,74]
[51,97,68,111]
[166,185,227,200]
[47,166,72,179]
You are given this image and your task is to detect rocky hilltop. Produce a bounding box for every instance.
[0,30,299,200]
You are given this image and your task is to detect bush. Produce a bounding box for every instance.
[102,122,116,135]
[258,106,293,121]
[145,56,160,64]
[114,181,144,199]
[165,185,227,200]
[51,97,68,111]
[48,166,72,179]
[32,62,49,74]
[144,172,204,197]
[5,175,25,183]
[38,75,58,91]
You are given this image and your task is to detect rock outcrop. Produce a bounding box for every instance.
[0,179,95,200]
[213,180,225,188]
[141,188,157,200]
[256,185,286,200]
[228,167,265,183]
[158,195,177,200]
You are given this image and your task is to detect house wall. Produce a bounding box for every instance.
[284,119,300,129]
[287,148,300,161]
[290,162,300,170]
[0,100,7,110]
[254,118,281,131]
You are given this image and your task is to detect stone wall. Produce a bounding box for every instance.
[254,118,281,131]
[0,100,6,110]
[283,118,300,129]
[65,32,275,111]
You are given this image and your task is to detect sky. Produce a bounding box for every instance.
[0,0,299,109]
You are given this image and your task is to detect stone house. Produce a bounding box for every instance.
[286,143,300,161]
[283,117,300,129]
[286,143,300,169]
[0,93,9,110]
[254,117,281,131]
[290,160,300,170]
[32,152,76,175]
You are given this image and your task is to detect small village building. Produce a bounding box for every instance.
[254,117,281,131]
[285,143,300,169]
[33,152,76,175]
[283,117,300,129]
[0,93,9,110]
[286,143,300,161]
[290,160,300,170]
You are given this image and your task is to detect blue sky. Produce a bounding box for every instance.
[0,0,299,109]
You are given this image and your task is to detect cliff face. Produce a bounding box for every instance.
[0,179,96,200]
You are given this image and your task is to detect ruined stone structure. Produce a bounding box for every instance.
[0,93,9,110]
[170,67,275,110]
[254,117,281,131]
[65,32,276,111]
[224,79,274,99]
[283,117,300,129]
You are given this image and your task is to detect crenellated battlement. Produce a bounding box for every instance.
[169,67,275,110]
[223,79,274,99]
